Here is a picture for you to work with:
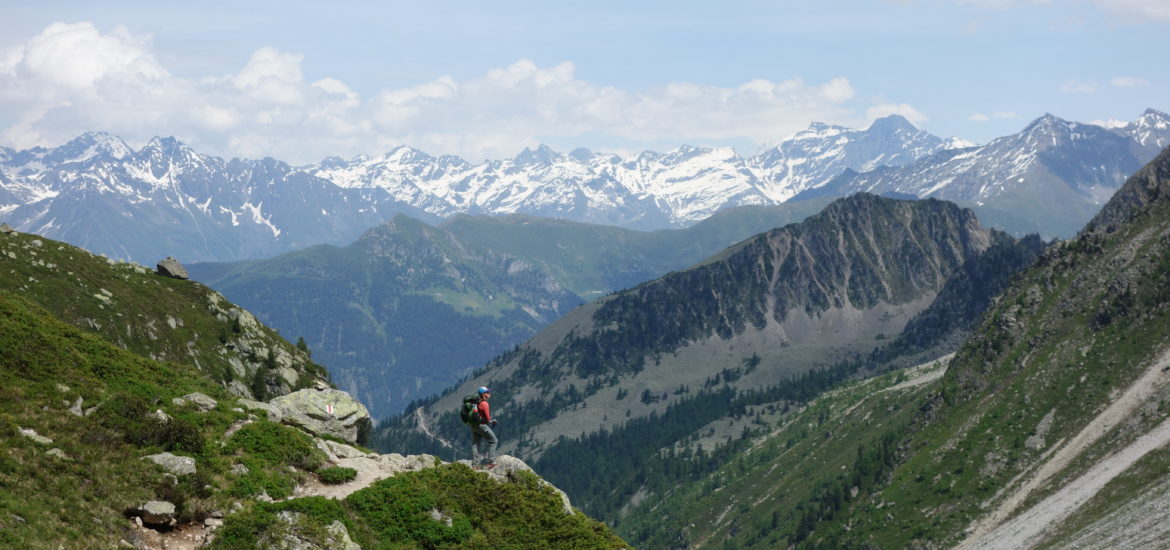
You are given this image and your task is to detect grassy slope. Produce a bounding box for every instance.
[0,290,626,549]
[0,229,327,398]
[618,360,948,549]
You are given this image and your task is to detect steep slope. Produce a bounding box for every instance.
[375,194,1043,521]
[0,227,327,400]
[0,291,624,550]
[188,199,831,419]
[765,144,1170,549]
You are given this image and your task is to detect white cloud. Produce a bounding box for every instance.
[1092,0,1170,23]
[1110,76,1148,87]
[1059,79,1098,93]
[0,22,916,163]
[969,113,991,122]
[1089,118,1128,129]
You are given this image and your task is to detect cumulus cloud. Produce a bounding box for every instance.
[1110,76,1148,87]
[0,22,913,163]
[1059,79,1098,93]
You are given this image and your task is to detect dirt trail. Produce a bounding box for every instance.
[957,346,1170,549]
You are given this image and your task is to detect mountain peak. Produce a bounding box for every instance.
[867,114,917,134]
[514,144,559,165]
[54,131,132,163]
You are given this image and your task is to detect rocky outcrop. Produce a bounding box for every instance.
[155,257,189,280]
[480,455,573,515]
[172,392,217,412]
[270,388,371,445]
[0,223,14,234]
[238,398,282,421]
[262,511,361,550]
[142,452,196,476]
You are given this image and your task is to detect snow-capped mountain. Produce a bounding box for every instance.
[0,110,1165,263]
[801,109,1170,237]
[302,114,951,230]
[0,132,432,263]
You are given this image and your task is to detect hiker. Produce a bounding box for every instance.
[466,386,498,467]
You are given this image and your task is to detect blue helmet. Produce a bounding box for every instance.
[477,386,491,395]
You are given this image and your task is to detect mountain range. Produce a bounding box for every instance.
[5,110,1164,265]
[374,194,1046,512]
[379,144,1170,548]
[187,199,832,420]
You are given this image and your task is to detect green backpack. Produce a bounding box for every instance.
[460,395,482,425]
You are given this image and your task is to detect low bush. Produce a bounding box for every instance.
[318,466,358,485]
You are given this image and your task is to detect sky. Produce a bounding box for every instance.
[0,0,1165,164]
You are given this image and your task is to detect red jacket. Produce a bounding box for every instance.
[477,399,491,424]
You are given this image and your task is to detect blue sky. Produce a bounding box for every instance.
[0,1,1165,163]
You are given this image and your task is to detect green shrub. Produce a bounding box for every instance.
[318,466,358,485]
[93,394,206,455]
[226,421,323,470]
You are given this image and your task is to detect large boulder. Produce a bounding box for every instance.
[173,392,217,412]
[156,257,189,280]
[139,501,176,526]
[142,452,197,476]
[270,388,371,445]
[0,223,14,234]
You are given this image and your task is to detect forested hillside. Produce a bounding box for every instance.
[188,199,830,418]
[374,194,1048,538]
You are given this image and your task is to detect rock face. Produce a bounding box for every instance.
[270,388,372,445]
[142,452,197,476]
[155,256,189,279]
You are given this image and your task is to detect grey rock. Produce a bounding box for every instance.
[238,399,282,422]
[481,455,573,515]
[255,491,274,503]
[315,439,373,461]
[270,388,372,445]
[176,392,217,412]
[230,463,250,476]
[211,510,225,519]
[156,256,189,280]
[266,512,361,550]
[55,383,70,392]
[142,452,197,476]
[17,427,52,445]
[46,448,69,460]
[429,508,453,527]
[204,517,224,528]
[140,500,176,526]
[0,223,14,234]
[151,409,172,423]
[68,396,84,417]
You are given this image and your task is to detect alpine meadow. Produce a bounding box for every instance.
[2,3,1169,550]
